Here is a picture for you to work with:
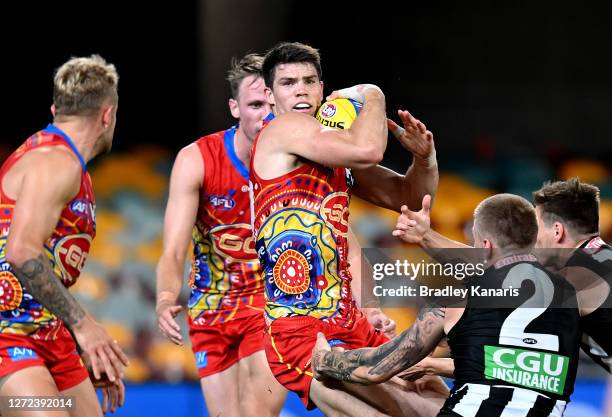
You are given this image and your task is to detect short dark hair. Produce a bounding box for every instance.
[226,53,264,99]
[262,42,322,89]
[474,194,538,249]
[533,178,600,235]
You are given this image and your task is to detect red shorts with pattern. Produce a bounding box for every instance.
[0,325,88,391]
[189,311,266,378]
[263,313,389,409]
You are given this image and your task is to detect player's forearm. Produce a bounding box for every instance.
[315,306,445,383]
[10,254,86,327]
[315,341,404,384]
[351,91,387,160]
[422,229,470,250]
[423,357,455,378]
[400,159,439,211]
[316,330,426,384]
[317,350,383,384]
[156,254,186,305]
[420,229,478,267]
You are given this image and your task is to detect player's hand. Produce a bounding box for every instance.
[90,371,126,414]
[327,84,384,102]
[311,332,332,381]
[397,356,434,381]
[388,110,436,166]
[156,301,183,345]
[392,195,432,244]
[72,315,129,383]
[363,308,397,338]
[411,374,450,396]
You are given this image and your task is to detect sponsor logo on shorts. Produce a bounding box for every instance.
[328,339,347,347]
[8,347,38,362]
[195,351,208,369]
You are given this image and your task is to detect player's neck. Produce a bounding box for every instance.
[572,234,600,248]
[52,118,99,163]
[234,126,253,167]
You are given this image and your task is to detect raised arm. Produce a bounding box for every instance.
[156,144,203,345]
[5,148,128,381]
[393,195,471,249]
[261,85,388,171]
[311,304,446,384]
[352,110,439,212]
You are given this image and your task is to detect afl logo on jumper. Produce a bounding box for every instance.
[53,234,92,286]
[208,195,235,210]
[319,192,350,237]
[69,199,96,224]
[70,199,89,215]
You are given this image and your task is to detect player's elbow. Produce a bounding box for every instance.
[5,241,34,269]
[352,145,384,169]
[5,243,43,289]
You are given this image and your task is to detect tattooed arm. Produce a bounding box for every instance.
[312,305,446,384]
[5,149,129,381]
[12,255,86,325]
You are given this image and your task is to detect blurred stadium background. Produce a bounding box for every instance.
[2,1,611,416]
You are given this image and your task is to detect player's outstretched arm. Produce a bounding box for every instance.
[393,195,470,250]
[264,85,388,170]
[311,304,445,384]
[156,144,202,346]
[398,356,455,381]
[5,149,129,382]
[352,110,438,212]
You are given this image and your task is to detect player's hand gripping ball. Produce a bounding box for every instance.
[316,98,362,130]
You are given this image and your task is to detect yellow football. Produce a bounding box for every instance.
[315,98,362,130]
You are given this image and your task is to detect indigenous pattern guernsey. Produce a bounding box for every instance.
[188,126,265,327]
[0,125,96,340]
[249,118,357,327]
[442,254,580,417]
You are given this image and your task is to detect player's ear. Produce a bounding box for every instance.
[265,87,275,107]
[50,104,56,117]
[229,98,240,119]
[101,105,114,129]
[482,239,493,261]
[553,222,564,244]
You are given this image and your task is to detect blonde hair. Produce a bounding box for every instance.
[53,54,118,116]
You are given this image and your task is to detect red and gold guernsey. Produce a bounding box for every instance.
[250,117,358,328]
[0,124,95,340]
[188,126,265,326]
